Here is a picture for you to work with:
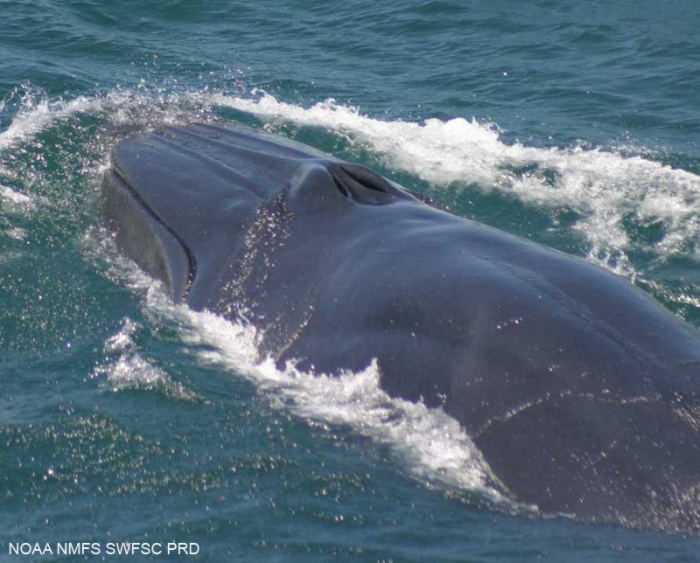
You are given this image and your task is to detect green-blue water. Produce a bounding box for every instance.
[2,0,700,560]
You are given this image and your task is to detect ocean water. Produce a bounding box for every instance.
[2,0,700,560]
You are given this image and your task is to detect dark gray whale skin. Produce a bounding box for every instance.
[102,123,700,531]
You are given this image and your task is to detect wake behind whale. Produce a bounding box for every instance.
[102,122,700,532]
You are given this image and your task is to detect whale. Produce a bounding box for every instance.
[102,122,700,532]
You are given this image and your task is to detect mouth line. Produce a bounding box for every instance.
[106,166,198,296]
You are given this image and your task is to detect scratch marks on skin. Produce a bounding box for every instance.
[475,390,663,439]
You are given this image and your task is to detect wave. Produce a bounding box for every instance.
[207,91,700,276]
[0,88,96,153]
[145,273,513,507]
[92,240,515,509]
[0,184,33,205]
[3,85,700,275]
[93,316,199,401]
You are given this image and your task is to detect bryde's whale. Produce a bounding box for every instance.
[102,122,700,532]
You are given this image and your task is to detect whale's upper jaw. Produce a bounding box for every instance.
[103,123,417,302]
[111,123,413,215]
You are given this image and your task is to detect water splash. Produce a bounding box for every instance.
[0,184,33,206]
[127,280,516,509]
[207,91,700,274]
[93,317,199,401]
[4,84,699,277]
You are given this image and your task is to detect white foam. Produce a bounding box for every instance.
[0,91,95,153]
[0,87,210,210]
[5,227,27,240]
[93,317,198,400]
[0,185,34,219]
[206,91,700,273]
[0,184,32,205]
[136,285,512,507]
[0,86,203,161]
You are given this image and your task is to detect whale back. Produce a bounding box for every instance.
[103,123,700,532]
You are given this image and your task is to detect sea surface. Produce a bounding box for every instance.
[2,0,700,561]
